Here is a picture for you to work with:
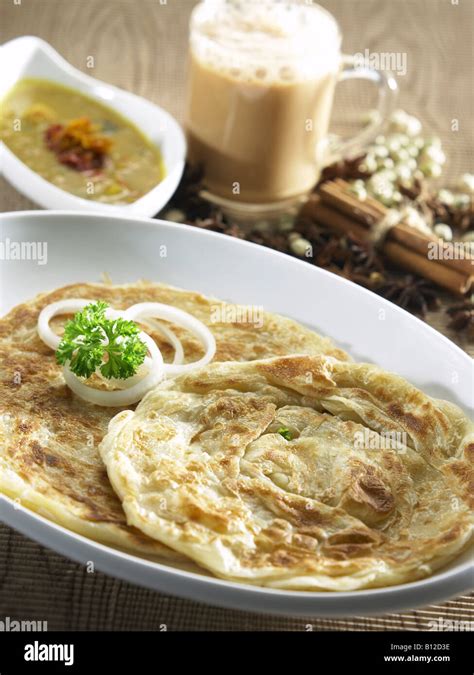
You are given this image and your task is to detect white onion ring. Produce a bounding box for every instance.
[125,302,216,375]
[37,297,216,406]
[37,299,124,350]
[62,331,163,407]
[38,299,94,350]
[138,317,184,365]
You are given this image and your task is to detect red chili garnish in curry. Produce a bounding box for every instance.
[44,117,112,172]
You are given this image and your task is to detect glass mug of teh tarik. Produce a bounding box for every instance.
[185,0,397,218]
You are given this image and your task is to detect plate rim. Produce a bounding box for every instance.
[0,209,472,616]
[1,208,472,368]
[1,493,472,617]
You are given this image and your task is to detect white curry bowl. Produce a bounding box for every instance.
[0,36,186,216]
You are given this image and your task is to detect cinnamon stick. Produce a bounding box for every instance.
[302,194,473,295]
[384,242,472,295]
[319,180,474,276]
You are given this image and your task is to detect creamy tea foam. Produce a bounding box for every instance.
[192,1,341,82]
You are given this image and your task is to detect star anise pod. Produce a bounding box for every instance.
[246,229,290,253]
[293,216,386,289]
[293,217,334,247]
[451,204,474,233]
[446,299,474,338]
[346,236,383,273]
[194,212,245,239]
[402,179,474,235]
[398,176,430,201]
[425,194,473,233]
[375,275,440,316]
[340,237,386,290]
[318,154,371,185]
[314,237,347,268]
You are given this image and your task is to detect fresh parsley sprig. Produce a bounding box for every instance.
[56,301,147,380]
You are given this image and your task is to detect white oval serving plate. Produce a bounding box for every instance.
[0,211,472,617]
[0,37,186,216]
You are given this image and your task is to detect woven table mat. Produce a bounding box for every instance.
[1,0,473,630]
[1,525,472,631]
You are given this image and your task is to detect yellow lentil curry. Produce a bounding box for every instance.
[1,79,166,204]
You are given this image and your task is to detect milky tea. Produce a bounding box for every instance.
[186,1,342,207]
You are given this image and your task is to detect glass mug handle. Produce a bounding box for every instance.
[323,54,398,166]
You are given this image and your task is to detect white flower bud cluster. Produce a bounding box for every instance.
[433,223,453,241]
[457,173,474,195]
[356,109,447,209]
[164,208,186,223]
[347,110,472,242]
[288,231,312,257]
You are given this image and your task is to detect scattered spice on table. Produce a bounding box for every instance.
[375,276,440,316]
[446,299,474,338]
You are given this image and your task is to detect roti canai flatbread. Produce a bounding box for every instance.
[0,281,348,561]
[99,355,473,589]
